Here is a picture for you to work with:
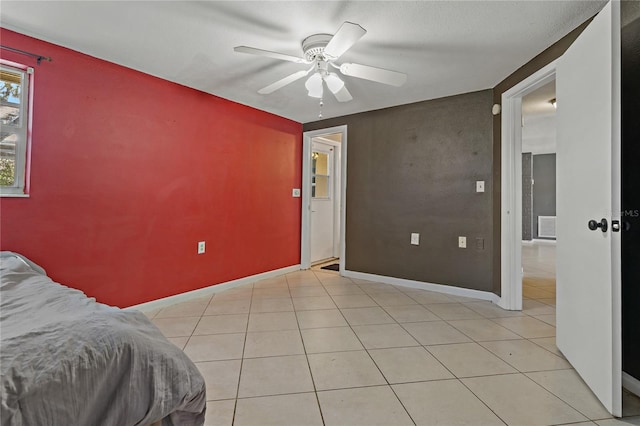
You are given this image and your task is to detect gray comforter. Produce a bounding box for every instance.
[0,252,206,426]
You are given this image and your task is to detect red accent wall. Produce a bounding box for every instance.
[0,29,303,307]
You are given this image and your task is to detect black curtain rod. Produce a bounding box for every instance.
[0,45,52,65]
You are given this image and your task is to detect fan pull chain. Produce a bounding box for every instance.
[318,98,324,119]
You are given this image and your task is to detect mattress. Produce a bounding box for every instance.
[0,252,206,425]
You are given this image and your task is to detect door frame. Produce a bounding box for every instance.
[311,137,340,260]
[301,125,347,272]
[499,60,557,310]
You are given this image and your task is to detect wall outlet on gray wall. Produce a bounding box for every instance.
[476,238,484,250]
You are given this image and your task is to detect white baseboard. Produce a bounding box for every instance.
[342,270,500,304]
[125,264,301,312]
[522,239,556,246]
[533,238,556,244]
[623,371,640,398]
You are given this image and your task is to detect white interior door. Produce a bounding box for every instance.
[556,1,621,416]
[310,141,335,263]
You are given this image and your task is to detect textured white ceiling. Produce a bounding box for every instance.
[523,80,556,117]
[0,1,605,123]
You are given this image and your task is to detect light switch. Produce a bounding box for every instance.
[411,233,420,245]
[476,181,485,192]
[292,188,301,197]
[458,236,467,248]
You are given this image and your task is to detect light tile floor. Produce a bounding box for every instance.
[141,257,640,425]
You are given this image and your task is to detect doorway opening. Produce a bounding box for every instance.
[500,60,556,311]
[301,125,347,273]
[521,80,557,327]
[501,61,561,385]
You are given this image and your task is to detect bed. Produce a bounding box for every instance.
[0,252,206,426]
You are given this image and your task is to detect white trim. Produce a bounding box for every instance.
[343,269,500,304]
[0,192,29,198]
[301,125,348,274]
[0,62,30,197]
[301,133,312,268]
[339,128,347,275]
[611,1,623,415]
[532,238,557,245]
[333,140,342,259]
[623,372,640,398]
[309,137,341,256]
[500,59,557,311]
[125,264,300,312]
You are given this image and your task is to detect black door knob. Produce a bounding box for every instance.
[588,218,608,232]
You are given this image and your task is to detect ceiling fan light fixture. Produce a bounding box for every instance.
[235,21,408,104]
[305,73,323,98]
[324,73,345,93]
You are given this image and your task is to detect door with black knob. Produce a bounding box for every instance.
[556,0,622,416]
[588,218,608,232]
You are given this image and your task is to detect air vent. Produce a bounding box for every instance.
[538,216,557,238]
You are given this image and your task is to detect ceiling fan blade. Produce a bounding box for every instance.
[258,70,310,94]
[339,62,407,87]
[323,22,366,60]
[332,86,353,103]
[234,46,308,64]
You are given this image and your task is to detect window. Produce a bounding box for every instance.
[1,62,32,197]
[311,151,331,199]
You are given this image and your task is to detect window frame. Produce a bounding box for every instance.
[311,150,332,200]
[0,60,33,197]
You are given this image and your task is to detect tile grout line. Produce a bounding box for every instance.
[456,375,511,426]
[370,285,488,426]
[165,266,581,425]
[231,282,255,426]
[332,280,420,426]
[519,372,596,423]
[181,296,216,351]
[370,281,519,424]
[287,271,327,426]
[526,337,569,359]
[483,251,557,418]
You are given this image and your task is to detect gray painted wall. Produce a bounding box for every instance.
[522,153,533,240]
[532,154,556,239]
[304,90,494,292]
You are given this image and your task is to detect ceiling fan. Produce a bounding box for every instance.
[234,22,407,103]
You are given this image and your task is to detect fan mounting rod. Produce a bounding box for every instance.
[302,34,332,62]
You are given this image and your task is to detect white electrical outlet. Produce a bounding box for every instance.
[410,233,420,245]
[476,181,485,192]
[292,188,301,197]
[197,241,206,254]
[458,236,467,248]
